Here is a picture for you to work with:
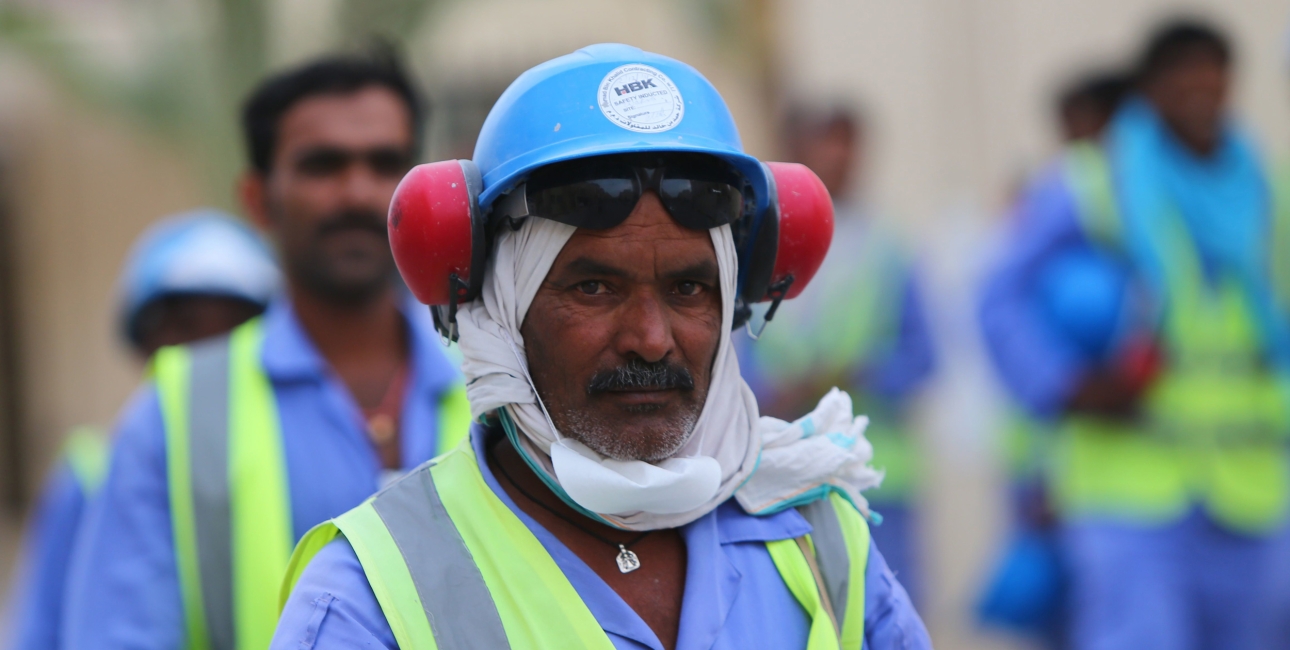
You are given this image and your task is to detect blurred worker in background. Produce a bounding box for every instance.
[975,69,1130,644]
[61,49,470,650]
[1056,71,1132,144]
[980,19,1290,650]
[738,102,937,605]
[1,210,278,650]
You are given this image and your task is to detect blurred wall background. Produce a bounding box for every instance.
[0,1,1286,647]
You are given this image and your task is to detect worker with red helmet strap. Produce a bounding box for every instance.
[273,43,929,650]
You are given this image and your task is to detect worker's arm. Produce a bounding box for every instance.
[862,270,938,404]
[978,166,1092,419]
[4,462,88,650]
[271,537,397,649]
[61,387,185,650]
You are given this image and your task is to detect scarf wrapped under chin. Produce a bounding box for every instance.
[456,216,881,530]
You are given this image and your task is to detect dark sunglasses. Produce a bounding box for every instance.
[491,152,749,231]
[294,146,415,178]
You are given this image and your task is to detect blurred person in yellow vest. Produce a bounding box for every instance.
[980,19,1290,650]
[735,101,938,606]
[2,210,279,650]
[975,69,1130,644]
[59,47,470,650]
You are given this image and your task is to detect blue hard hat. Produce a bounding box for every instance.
[976,529,1065,632]
[1037,247,1129,360]
[118,209,280,345]
[473,43,771,215]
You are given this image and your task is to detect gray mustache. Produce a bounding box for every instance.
[587,358,695,394]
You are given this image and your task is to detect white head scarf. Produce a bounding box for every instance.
[457,216,881,531]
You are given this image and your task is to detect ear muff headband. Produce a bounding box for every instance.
[388,158,833,339]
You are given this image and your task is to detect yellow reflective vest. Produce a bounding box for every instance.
[1050,147,1290,534]
[153,319,471,650]
[283,436,873,649]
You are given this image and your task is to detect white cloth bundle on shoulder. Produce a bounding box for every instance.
[455,216,881,530]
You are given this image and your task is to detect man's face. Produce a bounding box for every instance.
[1144,51,1229,155]
[1061,98,1113,142]
[790,121,859,199]
[522,192,724,462]
[134,295,263,358]
[243,86,414,304]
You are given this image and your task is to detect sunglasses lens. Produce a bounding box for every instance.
[529,178,639,228]
[518,153,746,230]
[659,178,743,229]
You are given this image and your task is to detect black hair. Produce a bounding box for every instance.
[1136,19,1232,84]
[1057,70,1131,118]
[241,45,425,174]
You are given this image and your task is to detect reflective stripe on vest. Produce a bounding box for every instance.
[155,319,292,650]
[283,439,871,649]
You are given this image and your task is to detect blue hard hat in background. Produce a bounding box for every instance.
[976,528,1066,633]
[118,209,280,345]
[1037,246,1130,360]
[472,43,771,215]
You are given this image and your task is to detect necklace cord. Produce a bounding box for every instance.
[487,440,652,550]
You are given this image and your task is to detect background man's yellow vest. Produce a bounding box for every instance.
[1051,147,1290,533]
[154,319,471,650]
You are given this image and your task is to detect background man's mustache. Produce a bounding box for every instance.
[587,358,695,394]
[317,210,387,237]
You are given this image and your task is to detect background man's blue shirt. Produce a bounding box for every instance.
[273,428,932,649]
[3,463,89,650]
[61,299,461,649]
[979,163,1094,418]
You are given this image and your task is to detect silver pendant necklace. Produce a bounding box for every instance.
[489,441,653,573]
[616,544,642,573]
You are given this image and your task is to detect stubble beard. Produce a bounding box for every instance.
[557,403,702,463]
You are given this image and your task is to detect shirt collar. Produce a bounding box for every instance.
[715,498,812,544]
[258,293,460,398]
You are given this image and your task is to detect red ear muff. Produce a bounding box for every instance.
[735,161,833,334]
[388,160,485,337]
[761,161,834,300]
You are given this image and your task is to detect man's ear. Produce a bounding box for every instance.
[238,172,272,231]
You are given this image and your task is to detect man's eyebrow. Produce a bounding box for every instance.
[663,260,719,281]
[563,257,630,278]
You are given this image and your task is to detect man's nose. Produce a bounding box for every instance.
[614,289,674,364]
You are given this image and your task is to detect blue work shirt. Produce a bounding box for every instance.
[979,163,1094,418]
[273,427,932,649]
[4,463,89,650]
[60,298,461,650]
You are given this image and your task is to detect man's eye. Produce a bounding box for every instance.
[676,281,704,296]
[296,149,350,176]
[577,281,607,295]
[367,149,414,177]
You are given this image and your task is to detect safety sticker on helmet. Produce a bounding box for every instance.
[597,64,684,133]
